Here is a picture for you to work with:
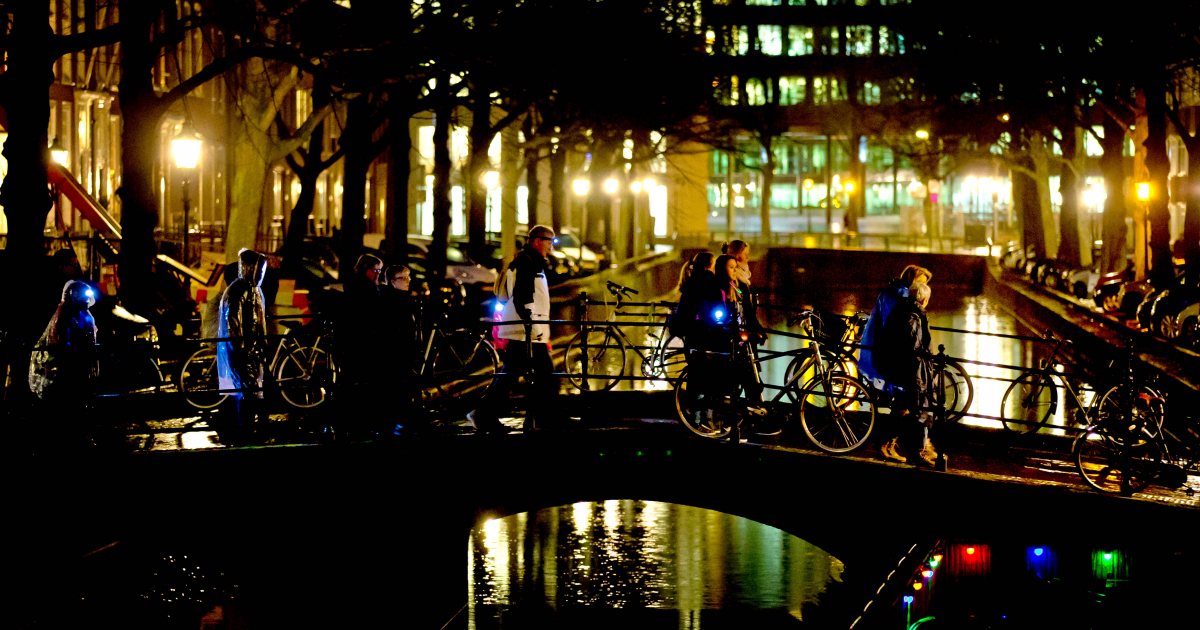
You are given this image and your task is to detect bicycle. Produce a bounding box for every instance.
[780,310,974,423]
[998,330,1149,435]
[178,317,337,411]
[675,310,879,453]
[413,315,500,409]
[1072,389,1196,496]
[561,280,687,391]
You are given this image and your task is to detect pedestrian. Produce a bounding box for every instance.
[877,281,940,467]
[715,254,768,424]
[332,253,386,440]
[378,263,423,436]
[468,225,562,434]
[858,264,933,389]
[27,279,101,446]
[216,248,270,445]
[721,239,765,339]
[671,251,726,429]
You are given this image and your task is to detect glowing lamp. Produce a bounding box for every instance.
[49,138,69,167]
[1136,181,1149,202]
[966,547,976,555]
[922,569,934,578]
[912,582,922,591]
[1033,547,1044,557]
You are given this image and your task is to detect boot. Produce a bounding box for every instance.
[880,437,907,463]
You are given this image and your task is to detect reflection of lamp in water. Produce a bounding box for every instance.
[171,122,203,267]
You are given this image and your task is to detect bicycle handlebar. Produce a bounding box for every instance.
[606,280,639,297]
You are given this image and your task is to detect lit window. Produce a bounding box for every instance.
[758,25,783,56]
[780,76,807,105]
[788,26,814,56]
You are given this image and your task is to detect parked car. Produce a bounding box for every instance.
[553,230,602,275]
[405,237,499,289]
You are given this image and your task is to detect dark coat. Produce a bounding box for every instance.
[217,253,269,398]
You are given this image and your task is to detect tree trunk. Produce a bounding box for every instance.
[1014,151,1046,259]
[338,97,371,280]
[549,143,565,233]
[1177,134,1200,276]
[1143,90,1174,288]
[0,4,54,342]
[467,95,495,263]
[384,113,412,262]
[429,100,453,282]
[760,135,774,238]
[1098,115,1129,274]
[279,119,325,277]
[1056,125,1084,267]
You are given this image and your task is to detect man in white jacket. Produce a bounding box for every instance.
[469,225,560,434]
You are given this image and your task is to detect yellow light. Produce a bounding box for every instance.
[912,582,923,591]
[803,178,814,189]
[603,177,620,195]
[482,170,500,190]
[49,138,69,168]
[1136,181,1150,201]
[915,129,930,140]
[572,178,591,196]
[171,123,203,170]
[844,181,855,194]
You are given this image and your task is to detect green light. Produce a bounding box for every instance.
[636,450,644,457]
[1103,552,1113,562]
[928,559,939,568]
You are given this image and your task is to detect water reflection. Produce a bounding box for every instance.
[468,500,843,626]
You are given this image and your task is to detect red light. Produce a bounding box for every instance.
[966,546,976,555]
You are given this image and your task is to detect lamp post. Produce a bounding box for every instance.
[171,123,202,267]
[573,177,591,268]
[1136,181,1150,279]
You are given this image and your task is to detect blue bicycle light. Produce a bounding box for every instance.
[84,287,95,299]
[493,301,504,313]
[552,237,560,245]
[712,307,725,323]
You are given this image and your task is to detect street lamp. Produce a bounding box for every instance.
[1136,181,1150,278]
[49,138,69,168]
[171,122,203,267]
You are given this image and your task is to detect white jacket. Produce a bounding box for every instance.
[496,260,551,343]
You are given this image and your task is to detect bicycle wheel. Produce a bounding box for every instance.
[643,334,687,381]
[428,330,499,404]
[797,374,876,453]
[999,371,1056,434]
[276,345,337,409]
[933,359,974,423]
[783,353,856,405]
[1090,384,1166,432]
[1073,425,1162,494]
[563,328,626,391]
[674,368,737,439]
[179,345,227,410]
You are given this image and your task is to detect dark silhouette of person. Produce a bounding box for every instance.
[332,253,385,439]
[379,264,422,435]
[216,248,270,445]
[27,279,100,445]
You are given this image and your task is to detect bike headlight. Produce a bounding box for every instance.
[712,307,725,323]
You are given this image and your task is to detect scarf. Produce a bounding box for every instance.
[735,263,752,286]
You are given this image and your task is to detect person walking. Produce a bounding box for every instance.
[858,264,932,390]
[468,225,562,434]
[216,248,270,445]
[877,281,940,467]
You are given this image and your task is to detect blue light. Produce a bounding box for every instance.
[1033,547,1044,557]
[84,288,94,298]
[712,307,725,323]
[493,301,505,313]
[903,595,914,605]
[552,237,560,245]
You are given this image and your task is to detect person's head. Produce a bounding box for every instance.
[723,239,751,264]
[901,264,932,286]
[526,225,556,258]
[385,264,412,292]
[61,279,96,309]
[715,254,738,285]
[354,253,385,285]
[678,251,716,290]
[911,282,931,309]
[237,248,268,287]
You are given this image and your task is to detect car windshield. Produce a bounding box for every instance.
[556,233,580,248]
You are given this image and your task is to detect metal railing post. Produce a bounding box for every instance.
[934,343,948,471]
[578,291,591,391]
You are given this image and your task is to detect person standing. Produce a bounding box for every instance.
[469,225,561,434]
[878,281,940,467]
[379,263,422,436]
[332,253,386,440]
[27,279,101,446]
[216,248,270,445]
[721,239,765,339]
